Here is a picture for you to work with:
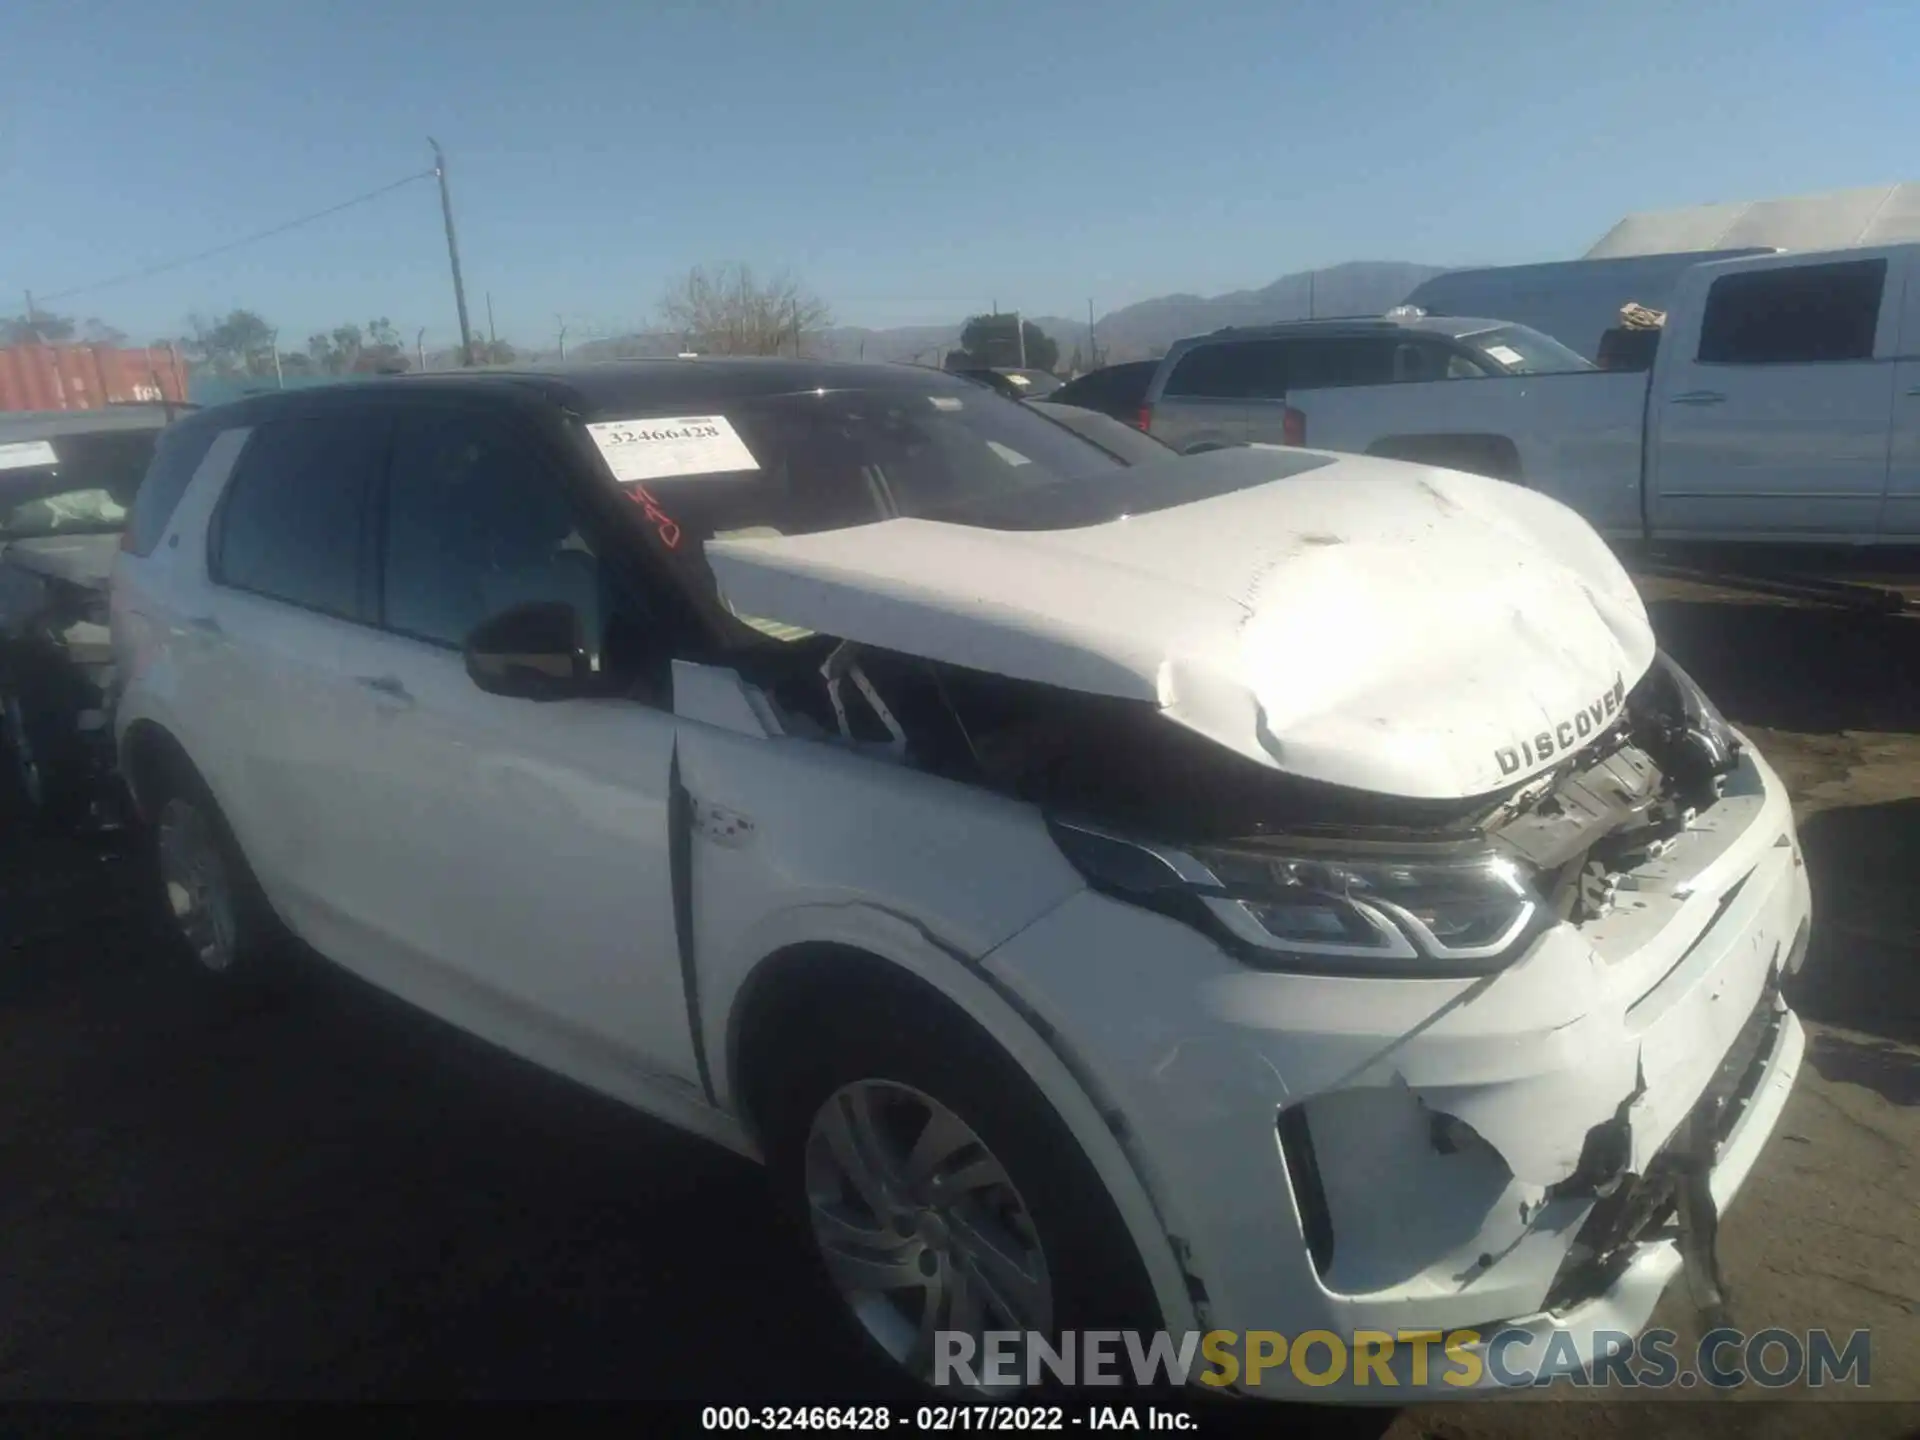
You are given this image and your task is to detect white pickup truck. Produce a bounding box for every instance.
[1216,243,1920,546]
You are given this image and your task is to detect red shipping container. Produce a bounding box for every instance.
[0,343,190,413]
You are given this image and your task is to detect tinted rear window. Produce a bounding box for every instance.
[1697,259,1886,365]
[1051,363,1156,411]
[1164,342,1263,398]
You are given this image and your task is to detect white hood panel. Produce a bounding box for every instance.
[707,451,1657,800]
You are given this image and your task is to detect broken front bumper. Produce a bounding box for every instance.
[982,736,1810,1399]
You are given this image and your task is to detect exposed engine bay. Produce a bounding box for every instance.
[730,636,1739,917]
[0,539,122,827]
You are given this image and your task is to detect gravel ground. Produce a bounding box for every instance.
[0,581,1914,1436]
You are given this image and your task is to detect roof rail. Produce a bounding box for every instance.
[1208,314,1399,335]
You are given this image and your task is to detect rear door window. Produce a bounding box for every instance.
[1284,337,1397,389]
[212,410,387,622]
[1697,259,1886,365]
[1163,342,1262,399]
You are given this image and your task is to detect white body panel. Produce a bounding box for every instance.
[710,450,1655,801]
[1645,244,1909,539]
[983,736,1808,1396]
[1294,371,1650,538]
[113,404,1811,1403]
[1288,242,1920,546]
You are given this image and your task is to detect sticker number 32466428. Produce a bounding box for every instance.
[586,414,760,483]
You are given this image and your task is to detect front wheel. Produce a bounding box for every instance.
[761,980,1164,1397]
[151,782,284,980]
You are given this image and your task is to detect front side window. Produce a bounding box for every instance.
[214,411,386,621]
[383,409,607,651]
[1697,259,1886,365]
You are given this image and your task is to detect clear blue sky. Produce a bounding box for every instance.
[5,0,1916,352]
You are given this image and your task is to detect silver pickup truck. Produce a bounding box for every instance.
[1142,242,1920,548]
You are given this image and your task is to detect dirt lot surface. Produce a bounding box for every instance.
[0,580,1915,1436]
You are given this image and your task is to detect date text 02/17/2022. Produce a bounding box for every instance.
[699,1404,1199,1431]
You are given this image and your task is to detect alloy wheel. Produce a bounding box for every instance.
[156,797,240,972]
[804,1079,1053,1392]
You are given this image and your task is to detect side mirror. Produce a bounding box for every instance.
[464,601,594,701]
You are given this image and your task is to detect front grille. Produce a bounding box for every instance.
[1541,980,1785,1314]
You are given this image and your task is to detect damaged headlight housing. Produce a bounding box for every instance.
[1048,819,1543,977]
[1635,652,1741,788]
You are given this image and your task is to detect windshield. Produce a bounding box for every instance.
[584,383,1142,643]
[1459,324,1594,376]
[592,384,1120,530]
[0,429,157,540]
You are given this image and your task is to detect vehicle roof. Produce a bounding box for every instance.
[186,357,985,427]
[0,405,181,442]
[1175,315,1514,350]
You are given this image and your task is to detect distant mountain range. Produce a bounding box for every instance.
[571,260,1450,370]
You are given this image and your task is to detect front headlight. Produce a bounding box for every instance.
[1634,652,1741,792]
[1048,819,1543,977]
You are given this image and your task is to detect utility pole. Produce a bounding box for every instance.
[269,329,284,388]
[486,291,497,351]
[23,290,41,343]
[556,318,568,360]
[416,328,427,372]
[1308,270,1316,319]
[1014,309,1026,368]
[1087,298,1097,370]
[430,138,475,367]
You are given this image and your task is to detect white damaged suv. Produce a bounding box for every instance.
[111,360,1810,1399]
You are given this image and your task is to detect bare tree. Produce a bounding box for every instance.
[658,263,831,357]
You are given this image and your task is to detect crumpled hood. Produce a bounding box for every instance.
[2,534,118,592]
[706,449,1656,799]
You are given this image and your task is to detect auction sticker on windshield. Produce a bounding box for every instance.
[0,440,59,472]
[587,415,759,482]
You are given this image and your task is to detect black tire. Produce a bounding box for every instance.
[145,762,288,983]
[757,972,1166,1400]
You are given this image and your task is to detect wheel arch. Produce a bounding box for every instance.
[119,716,203,822]
[719,921,1202,1337]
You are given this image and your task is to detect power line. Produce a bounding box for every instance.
[35,169,436,305]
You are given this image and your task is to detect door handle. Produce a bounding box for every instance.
[1669,390,1727,406]
[357,674,412,702]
